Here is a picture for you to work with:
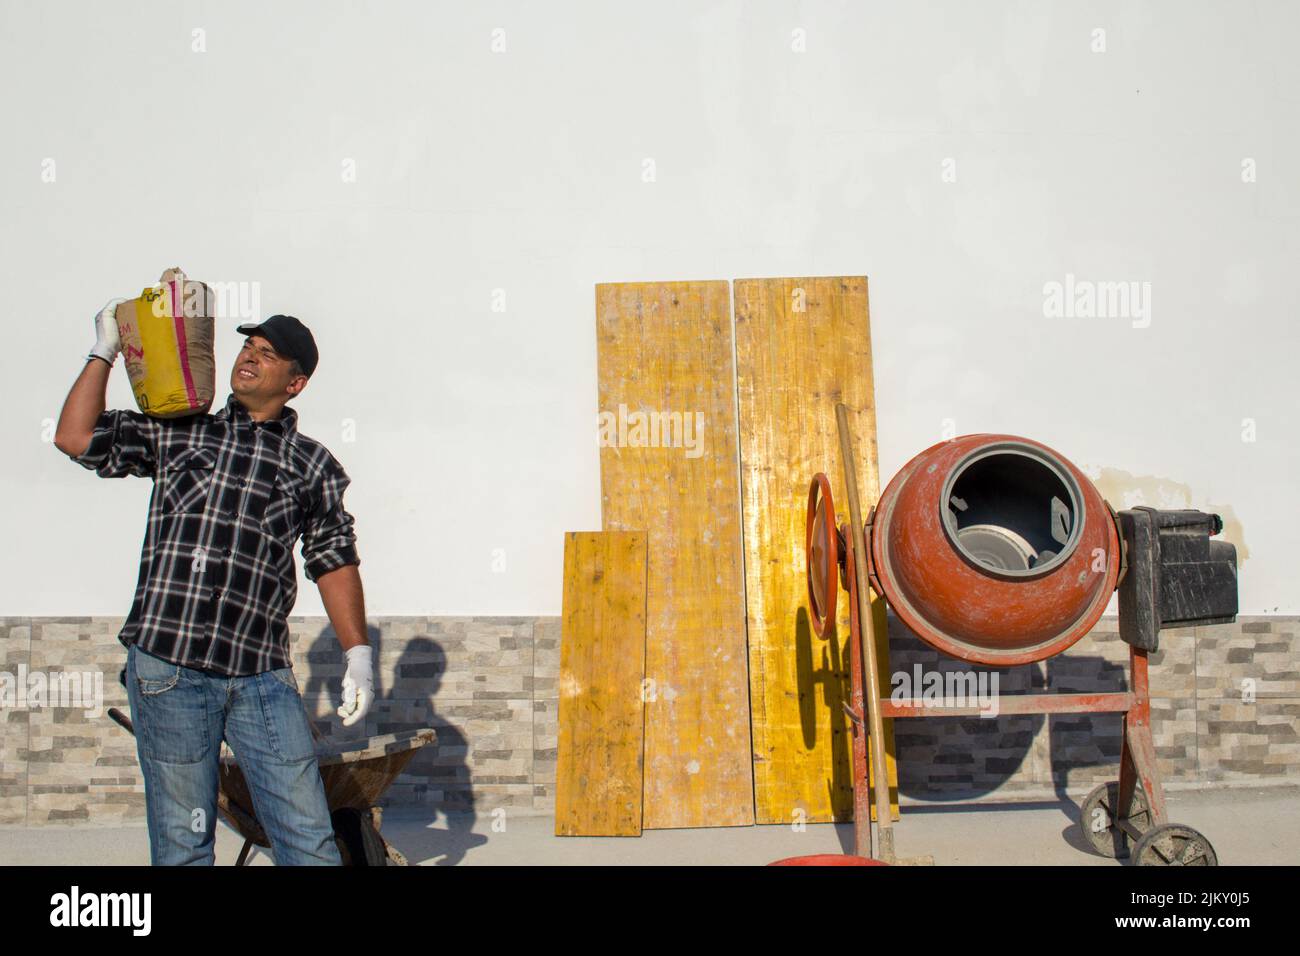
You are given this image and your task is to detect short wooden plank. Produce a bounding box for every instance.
[595,281,754,829]
[555,530,648,836]
[734,276,898,824]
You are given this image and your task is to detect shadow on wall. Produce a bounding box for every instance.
[301,626,487,865]
[804,610,1135,806]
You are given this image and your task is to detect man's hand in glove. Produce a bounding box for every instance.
[337,644,373,727]
[89,298,126,366]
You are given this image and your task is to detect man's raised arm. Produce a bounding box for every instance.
[54,299,160,478]
[54,355,111,458]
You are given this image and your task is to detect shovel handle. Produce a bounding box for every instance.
[835,402,895,864]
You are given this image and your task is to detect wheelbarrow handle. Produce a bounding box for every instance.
[108,707,135,736]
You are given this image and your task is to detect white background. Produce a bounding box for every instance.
[2,0,1296,616]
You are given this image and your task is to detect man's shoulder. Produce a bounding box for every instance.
[100,406,213,425]
[287,429,348,480]
[150,408,222,452]
[160,410,220,430]
[100,407,216,444]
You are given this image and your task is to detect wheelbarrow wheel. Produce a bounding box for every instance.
[1079,780,1151,858]
[331,807,388,866]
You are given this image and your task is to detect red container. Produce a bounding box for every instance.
[868,435,1120,666]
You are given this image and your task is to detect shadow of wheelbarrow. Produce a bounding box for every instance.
[107,706,436,866]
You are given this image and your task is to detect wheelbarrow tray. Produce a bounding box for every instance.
[217,728,437,862]
[108,707,436,865]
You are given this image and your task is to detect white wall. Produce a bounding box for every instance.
[3,0,1296,616]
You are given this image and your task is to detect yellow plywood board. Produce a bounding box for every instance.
[734,276,898,825]
[595,280,754,829]
[555,531,649,836]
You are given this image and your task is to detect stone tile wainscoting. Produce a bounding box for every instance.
[0,615,1295,827]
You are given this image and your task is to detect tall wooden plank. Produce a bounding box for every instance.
[595,281,754,829]
[734,276,898,824]
[555,531,648,836]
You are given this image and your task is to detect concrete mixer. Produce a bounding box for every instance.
[806,408,1238,865]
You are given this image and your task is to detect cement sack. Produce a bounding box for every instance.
[114,268,216,418]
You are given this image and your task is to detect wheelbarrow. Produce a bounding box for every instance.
[108,706,436,865]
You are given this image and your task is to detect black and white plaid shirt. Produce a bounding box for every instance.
[71,392,360,676]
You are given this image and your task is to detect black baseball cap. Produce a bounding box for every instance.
[236,315,319,377]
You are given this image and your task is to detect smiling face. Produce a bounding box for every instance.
[230,334,308,409]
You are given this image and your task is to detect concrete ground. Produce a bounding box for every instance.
[3,783,1297,866]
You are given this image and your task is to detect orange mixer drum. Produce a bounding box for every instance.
[868,435,1121,666]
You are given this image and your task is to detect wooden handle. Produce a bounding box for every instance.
[835,402,895,863]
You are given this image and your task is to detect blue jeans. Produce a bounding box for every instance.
[125,642,341,866]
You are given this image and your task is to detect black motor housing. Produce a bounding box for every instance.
[1117,507,1238,652]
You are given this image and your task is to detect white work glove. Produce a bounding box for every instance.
[337,644,374,727]
[89,298,127,365]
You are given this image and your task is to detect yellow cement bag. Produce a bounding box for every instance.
[114,268,216,418]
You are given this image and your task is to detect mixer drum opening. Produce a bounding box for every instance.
[941,442,1084,578]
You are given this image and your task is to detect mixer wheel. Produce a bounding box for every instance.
[1079,780,1152,858]
[1131,823,1218,866]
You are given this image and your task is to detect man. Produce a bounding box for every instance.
[54,295,374,866]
